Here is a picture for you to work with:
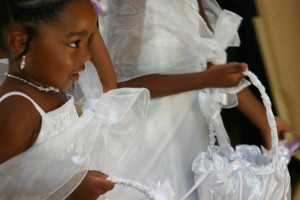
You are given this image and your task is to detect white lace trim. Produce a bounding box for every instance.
[49,112,72,129]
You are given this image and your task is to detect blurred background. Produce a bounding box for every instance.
[0,50,4,58]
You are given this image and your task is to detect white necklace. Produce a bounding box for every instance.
[4,72,59,93]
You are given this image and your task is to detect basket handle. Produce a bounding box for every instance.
[243,70,278,160]
[179,70,280,200]
[106,176,156,199]
[104,71,279,200]
[106,176,175,200]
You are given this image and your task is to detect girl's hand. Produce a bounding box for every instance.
[275,116,292,138]
[206,62,248,88]
[260,116,292,149]
[66,170,115,200]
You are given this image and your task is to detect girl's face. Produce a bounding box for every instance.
[25,0,97,91]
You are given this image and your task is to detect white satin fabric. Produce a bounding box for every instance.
[192,144,291,200]
[191,71,291,200]
[0,63,150,200]
[101,0,249,199]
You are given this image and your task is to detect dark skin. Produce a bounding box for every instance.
[89,27,117,92]
[116,0,247,97]
[117,0,292,148]
[118,62,248,98]
[0,0,114,199]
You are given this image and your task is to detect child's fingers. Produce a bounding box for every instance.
[98,178,115,191]
[91,177,114,194]
[89,170,108,179]
[88,171,115,192]
[275,117,292,133]
[234,72,245,81]
[227,62,248,72]
[240,63,248,71]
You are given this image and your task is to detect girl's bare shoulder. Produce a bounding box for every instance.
[0,93,42,164]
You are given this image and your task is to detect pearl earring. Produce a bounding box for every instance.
[20,55,26,70]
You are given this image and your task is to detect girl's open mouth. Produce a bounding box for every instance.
[69,72,80,81]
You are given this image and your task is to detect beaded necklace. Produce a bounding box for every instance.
[4,72,59,93]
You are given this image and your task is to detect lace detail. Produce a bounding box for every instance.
[36,97,78,143]
[49,112,72,129]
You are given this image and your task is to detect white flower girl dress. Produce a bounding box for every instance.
[0,60,150,200]
[100,0,250,199]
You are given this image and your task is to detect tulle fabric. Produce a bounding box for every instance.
[102,0,242,82]
[0,63,150,200]
[100,0,250,199]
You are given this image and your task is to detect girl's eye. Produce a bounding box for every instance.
[69,40,80,48]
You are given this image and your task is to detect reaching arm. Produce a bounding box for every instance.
[197,0,292,147]
[118,62,247,98]
[89,28,117,92]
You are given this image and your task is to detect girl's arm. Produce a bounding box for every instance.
[197,0,292,148]
[0,97,115,199]
[0,96,41,164]
[89,28,117,92]
[237,88,292,149]
[117,62,247,98]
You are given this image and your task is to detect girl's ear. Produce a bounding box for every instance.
[7,31,28,56]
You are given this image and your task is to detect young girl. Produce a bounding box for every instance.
[0,0,149,199]
[98,0,292,199]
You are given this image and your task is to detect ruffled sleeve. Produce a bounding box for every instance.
[86,88,150,173]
